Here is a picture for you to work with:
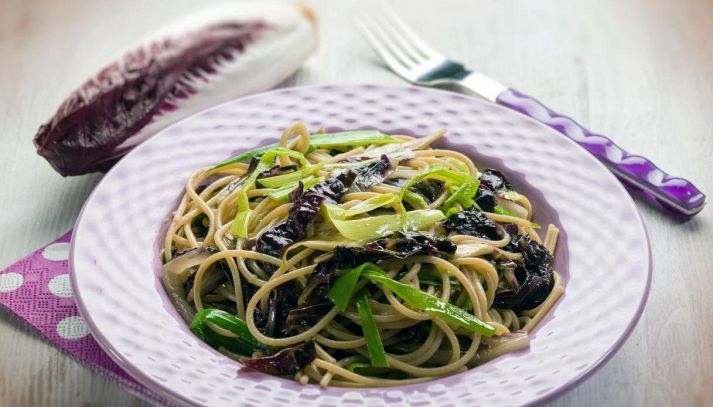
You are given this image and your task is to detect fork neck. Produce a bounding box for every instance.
[454,72,508,102]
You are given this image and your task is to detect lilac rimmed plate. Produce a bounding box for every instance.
[70,85,651,406]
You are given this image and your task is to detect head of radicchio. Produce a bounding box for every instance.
[34,2,317,176]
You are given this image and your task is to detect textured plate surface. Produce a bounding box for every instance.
[70,85,651,407]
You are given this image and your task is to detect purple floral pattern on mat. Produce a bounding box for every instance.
[0,230,167,406]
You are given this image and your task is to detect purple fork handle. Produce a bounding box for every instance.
[496,88,706,215]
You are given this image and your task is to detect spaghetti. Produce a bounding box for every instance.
[161,123,563,386]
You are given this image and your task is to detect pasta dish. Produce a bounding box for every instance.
[161,123,563,387]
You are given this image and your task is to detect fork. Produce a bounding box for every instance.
[357,10,705,216]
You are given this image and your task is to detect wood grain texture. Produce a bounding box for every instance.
[0,0,711,405]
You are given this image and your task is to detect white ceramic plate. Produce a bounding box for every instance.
[71,84,651,406]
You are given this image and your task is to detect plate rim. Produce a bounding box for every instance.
[69,83,652,407]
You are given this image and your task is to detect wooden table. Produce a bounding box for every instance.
[1,0,711,405]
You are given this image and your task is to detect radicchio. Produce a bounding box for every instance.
[493,235,554,310]
[443,203,555,310]
[442,207,502,240]
[256,156,393,260]
[257,164,298,181]
[265,282,300,338]
[474,169,511,212]
[35,23,265,176]
[240,341,316,375]
[256,170,357,259]
[350,155,393,191]
[33,2,317,176]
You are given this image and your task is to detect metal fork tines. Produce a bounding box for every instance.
[357,9,507,101]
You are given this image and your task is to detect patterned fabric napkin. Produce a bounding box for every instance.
[0,231,167,405]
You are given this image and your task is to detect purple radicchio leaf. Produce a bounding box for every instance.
[239,341,316,375]
[255,170,358,260]
[298,258,339,308]
[256,156,397,261]
[256,164,298,182]
[239,275,270,335]
[265,281,300,338]
[33,2,317,176]
[479,169,512,192]
[474,169,512,212]
[442,207,502,240]
[349,155,393,192]
[493,235,554,310]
